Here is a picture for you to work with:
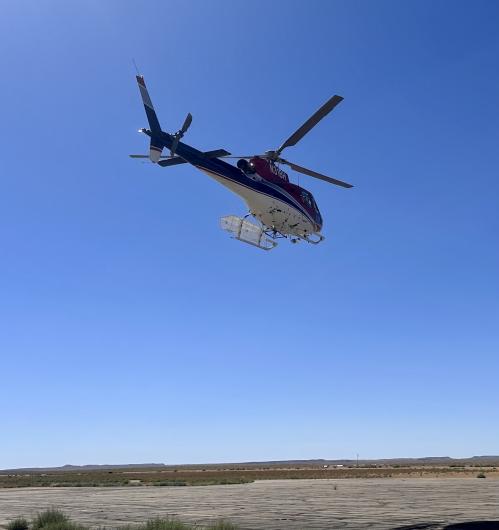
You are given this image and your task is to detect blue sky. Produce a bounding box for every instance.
[1,0,498,469]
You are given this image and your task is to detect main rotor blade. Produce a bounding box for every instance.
[218,155,259,159]
[276,95,343,155]
[280,159,353,188]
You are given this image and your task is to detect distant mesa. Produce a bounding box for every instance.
[2,457,499,473]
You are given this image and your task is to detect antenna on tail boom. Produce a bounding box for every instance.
[132,58,140,76]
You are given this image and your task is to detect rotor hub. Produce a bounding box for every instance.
[264,150,278,160]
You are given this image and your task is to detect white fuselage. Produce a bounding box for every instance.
[197,167,317,237]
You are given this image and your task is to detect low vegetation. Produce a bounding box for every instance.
[1,464,498,489]
[0,472,253,489]
[5,518,29,530]
[32,509,69,529]
[4,510,237,530]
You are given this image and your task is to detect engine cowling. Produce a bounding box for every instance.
[237,159,249,171]
[250,157,289,183]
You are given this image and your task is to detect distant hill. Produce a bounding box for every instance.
[1,463,167,473]
[2,456,499,473]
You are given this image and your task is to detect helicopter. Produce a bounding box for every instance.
[130,75,353,250]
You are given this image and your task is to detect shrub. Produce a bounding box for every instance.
[23,510,239,530]
[37,522,86,530]
[477,473,486,478]
[6,518,29,530]
[32,510,68,530]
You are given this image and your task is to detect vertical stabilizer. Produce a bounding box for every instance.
[136,75,162,133]
[149,137,163,163]
[136,75,164,162]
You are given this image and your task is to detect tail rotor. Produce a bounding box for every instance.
[170,113,192,157]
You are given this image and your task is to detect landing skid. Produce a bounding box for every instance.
[220,215,325,250]
[275,231,325,245]
[299,232,325,245]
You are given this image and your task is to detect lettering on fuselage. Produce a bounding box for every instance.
[269,163,289,182]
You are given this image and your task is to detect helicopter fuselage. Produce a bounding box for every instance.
[149,130,323,238]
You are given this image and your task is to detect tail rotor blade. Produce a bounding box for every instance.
[170,136,180,157]
[181,113,192,134]
[170,113,192,156]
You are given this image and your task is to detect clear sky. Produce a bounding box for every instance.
[1,0,498,469]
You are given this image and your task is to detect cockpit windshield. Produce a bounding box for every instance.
[301,190,322,225]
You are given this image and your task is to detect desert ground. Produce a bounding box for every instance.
[1,478,499,529]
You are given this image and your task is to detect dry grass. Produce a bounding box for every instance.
[3,510,236,530]
[1,465,498,489]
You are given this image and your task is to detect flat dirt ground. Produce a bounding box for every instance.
[1,478,498,530]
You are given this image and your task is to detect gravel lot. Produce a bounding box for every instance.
[1,478,498,529]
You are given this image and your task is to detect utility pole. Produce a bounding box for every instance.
[356,453,359,467]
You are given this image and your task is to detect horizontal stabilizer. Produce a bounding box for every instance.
[158,157,189,168]
[199,148,230,158]
[149,137,163,163]
[129,149,230,167]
